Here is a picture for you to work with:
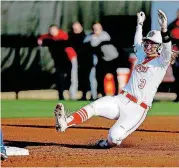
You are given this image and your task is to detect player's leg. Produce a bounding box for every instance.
[96,61,106,96]
[54,95,120,132]
[97,95,148,148]
[69,57,78,100]
[0,130,8,160]
[111,59,119,95]
[55,68,66,100]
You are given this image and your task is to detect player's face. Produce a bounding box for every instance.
[49,26,59,37]
[143,40,160,56]
[172,52,178,59]
[93,23,103,35]
[72,22,83,34]
[170,52,178,64]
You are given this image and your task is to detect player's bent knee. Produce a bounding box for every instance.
[92,96,114,107]
[90,96,117,116]
[108,127,127,145]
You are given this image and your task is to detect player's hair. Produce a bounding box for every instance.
[49,24,59,29]
[73,21,83,27]
[91,21,103,31]
[69,21,84,33]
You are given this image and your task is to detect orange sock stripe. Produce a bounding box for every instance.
[78,109,87,121]
[79,109,86,119]
[77,111,84,122]
[67,113,83,126]
[67,108,88,127]
[81,109,88,121]
[81,108,88,120]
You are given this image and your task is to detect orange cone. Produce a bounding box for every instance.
[104,73,115,96]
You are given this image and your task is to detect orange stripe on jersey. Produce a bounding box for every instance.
[142,57,156,65]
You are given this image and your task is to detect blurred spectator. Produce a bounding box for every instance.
[38,24,78,100]
[171,44,179,102]
[69,22,93,100]
[168,9,179,45]
[168,10,179,102]
[90,22,120,96]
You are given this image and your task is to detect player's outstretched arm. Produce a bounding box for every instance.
[134,11,146,47]
[158,9,168,33]
[158,9,172,65]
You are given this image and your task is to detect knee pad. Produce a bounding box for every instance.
[108,127,127,145]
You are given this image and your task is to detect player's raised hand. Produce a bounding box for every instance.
[158,9,168,32]
[137,11,146,26]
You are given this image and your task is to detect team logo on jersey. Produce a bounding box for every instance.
[135,64,149,72]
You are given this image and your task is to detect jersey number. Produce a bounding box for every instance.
[138,79,146,89]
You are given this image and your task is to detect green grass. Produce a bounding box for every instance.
[1,100,179,118]
[1,100,90,118]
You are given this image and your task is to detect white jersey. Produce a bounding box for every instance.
[124,25,172,106]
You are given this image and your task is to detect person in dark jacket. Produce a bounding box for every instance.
[69,22,93,100]
[168,9,179,45]
[38,24,77,100]
[90,22,120,97]
[168,10,179,102]
[171,44,179,102]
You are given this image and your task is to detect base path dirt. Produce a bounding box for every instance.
[1,116,179,167]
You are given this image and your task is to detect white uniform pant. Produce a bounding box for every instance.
[83,94,148,145]
[69,57,78,100]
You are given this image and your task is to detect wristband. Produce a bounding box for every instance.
[161,30,171,43]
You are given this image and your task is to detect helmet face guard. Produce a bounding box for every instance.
[143,39,161,56]
[143,30,163,56]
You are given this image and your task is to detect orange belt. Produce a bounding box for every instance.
[121,90,148,110]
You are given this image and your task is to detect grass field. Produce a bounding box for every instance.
[1,100,179,118]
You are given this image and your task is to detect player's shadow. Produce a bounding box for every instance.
[4,140,132,150]
[3,124,179,133]
[4,140,101,149]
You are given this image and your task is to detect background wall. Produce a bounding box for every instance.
[151,1,179,30]
[1,1,151,34]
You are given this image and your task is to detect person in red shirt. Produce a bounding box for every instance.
[69,22,94,100]
[171,44,179,102]
[168,9,179,45]
[168,10,179,102]
[38,24,78,100]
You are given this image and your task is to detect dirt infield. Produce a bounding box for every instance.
[1,116,179,167]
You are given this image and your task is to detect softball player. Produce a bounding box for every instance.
[54,10,175,148]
